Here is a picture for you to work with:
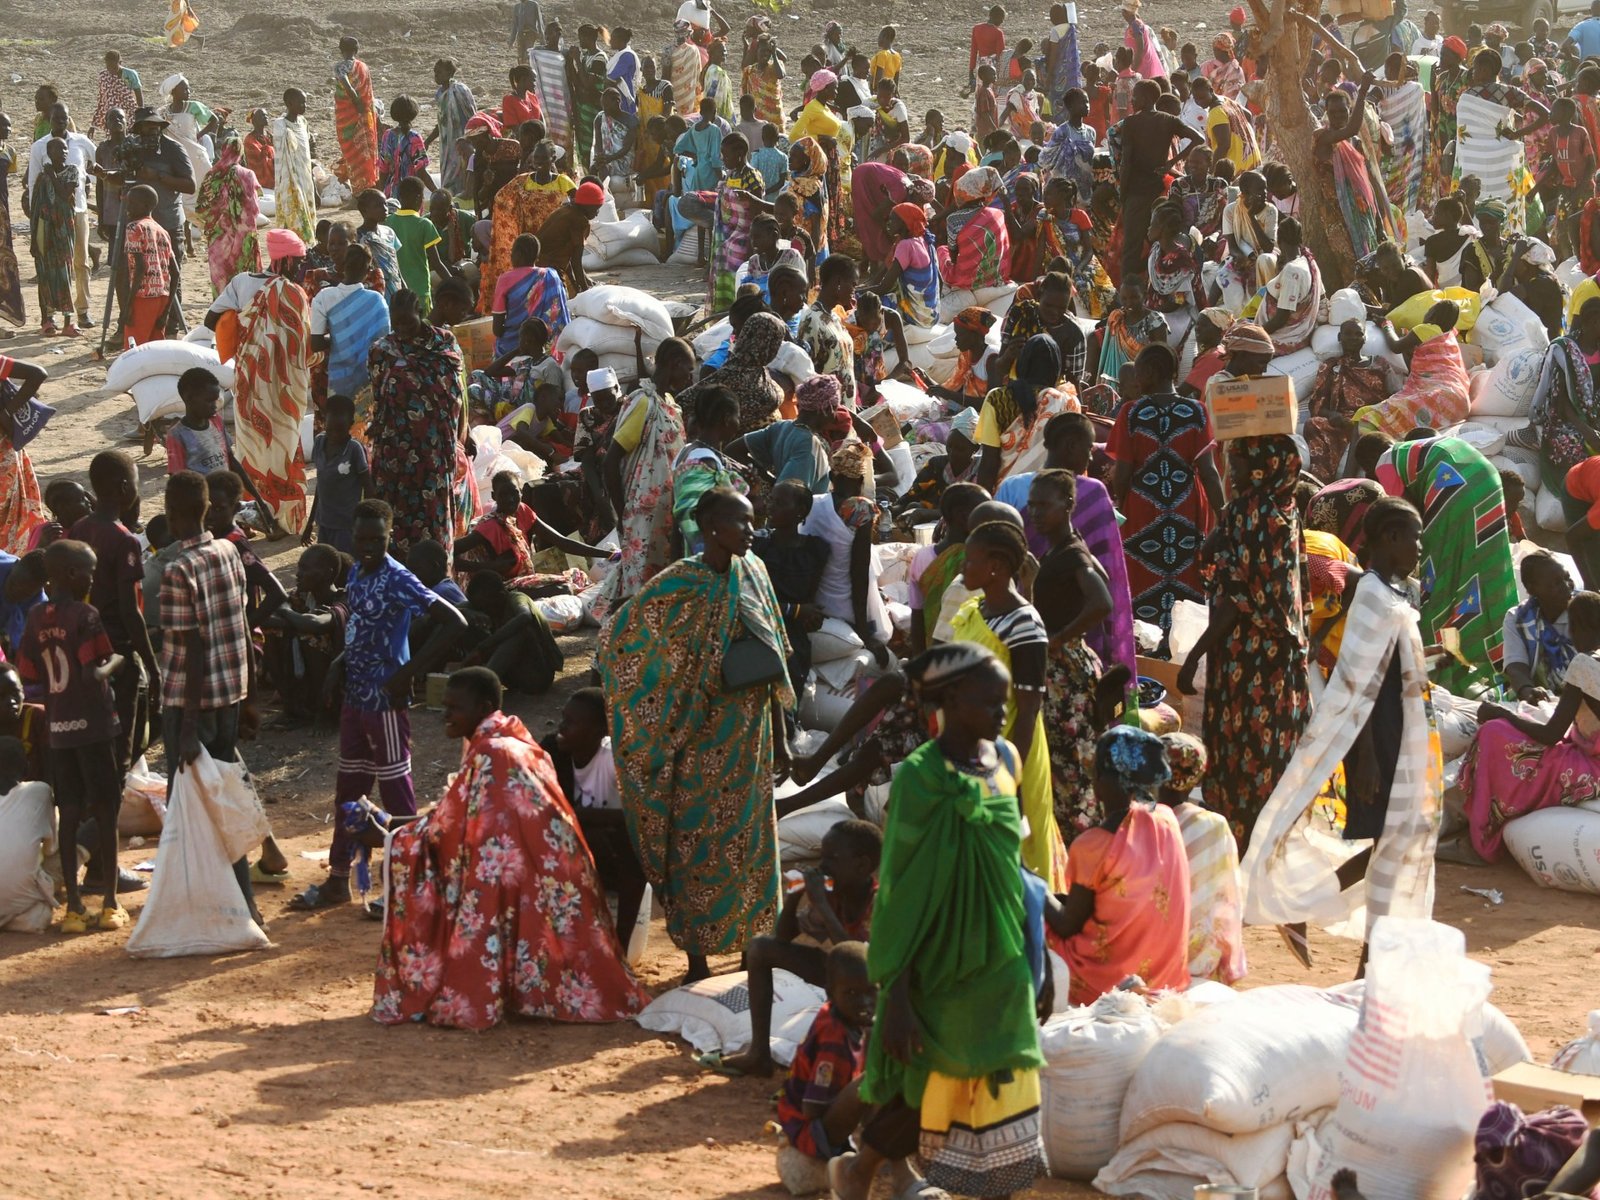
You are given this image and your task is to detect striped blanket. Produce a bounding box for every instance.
[325,286,390,400]
[1455,91,1532,233]
[1241,571,1443,941]
[530,48,571,152]
[1380,80,1427,217]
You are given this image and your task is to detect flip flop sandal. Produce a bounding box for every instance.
[96,904,130,932]
[250,861,291,885]
[60,908,90,935]
[693,1050,745,1077]
[287,882,350,911]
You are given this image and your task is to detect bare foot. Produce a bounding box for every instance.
[829,1153,870,1200]
[719,1048,776,1077]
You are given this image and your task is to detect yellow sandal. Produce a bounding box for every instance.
[96,904,130,932]
[60,908,90,935]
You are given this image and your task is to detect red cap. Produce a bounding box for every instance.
[573,181,607,206]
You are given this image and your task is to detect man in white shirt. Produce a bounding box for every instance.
[24,102,98,327]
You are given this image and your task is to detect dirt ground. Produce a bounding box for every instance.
[3,0,1600,1197]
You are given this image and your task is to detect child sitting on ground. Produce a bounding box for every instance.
[470,315,562,423]
[304,393,370,554]
[503,381,577,465]
[19,540,126,933]
[455,470,608,582]
[1157,731,1246,985]
[771,941,887,1196]
[714,819,882,1078]
[165,367,232,477]
[261,544,350,727]
[539,688,648,945]
[459,570,564,696]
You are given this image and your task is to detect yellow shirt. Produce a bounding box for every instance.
[790,99,843,144]
[1205,105,1257,173]
[610,389,653,454]
[871,49,902,83]
[1571,278,1600,325]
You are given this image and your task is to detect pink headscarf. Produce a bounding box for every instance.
[265,228,306,263]
[805,69,838,104]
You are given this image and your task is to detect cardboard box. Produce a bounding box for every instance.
[859,403,904,450]
[1492,1061,1600,1124]
[1206,374,1298,441]
[452,316,498,373]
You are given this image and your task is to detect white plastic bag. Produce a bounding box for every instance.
[1041,991,1167,1180]
[634,968,825,1065]
[1553,1010,1600,1076]
[0,782,59,932]
[126,748,270,958]
[1328,287,1366,326]
[1303,918,1492,1200]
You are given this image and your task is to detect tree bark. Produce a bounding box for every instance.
[1254,0,1364,288]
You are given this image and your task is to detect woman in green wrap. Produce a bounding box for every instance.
[598,487,789,982]
[830,643,1047,1200]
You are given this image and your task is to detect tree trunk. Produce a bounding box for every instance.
[1254,0,1363,288]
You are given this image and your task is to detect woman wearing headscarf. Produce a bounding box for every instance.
[729,374,842,495]
[1110,341,1224,635]
[1201,33,1245,100]
[1428,37,1471,205]
[975,334,1078,492]
[782,136,832,258]
[1029,468,1116,840]
[678,309,786,434]
[161,74,216,212]
[938,166,1011,307]
[666,22,705,118]
[1307,477,1384,557]
[839,643,1046,1200]
[599,487,790,984]
[1145,200,1202,348]
[228,229,312,535]
[791,70,844,145]
[876,201,941,329]
[1376,436,1517,695]
[952,520,1071,890]
[368,289,466,558]
[195,137,263,296]
[1047,726,1191,1002]
[1176,432,1311,848]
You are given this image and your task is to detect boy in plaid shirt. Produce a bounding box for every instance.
[158,469,264,925]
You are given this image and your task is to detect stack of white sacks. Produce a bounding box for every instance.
[584,209,661,271]
[1033,920,1531,1200]
[105,334,234,426]
[553,284,676,388]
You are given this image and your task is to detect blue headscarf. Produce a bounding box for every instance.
[1094,726,1171,803]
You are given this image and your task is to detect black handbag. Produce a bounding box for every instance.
[722,624,787,693]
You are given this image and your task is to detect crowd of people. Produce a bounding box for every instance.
[9,0,1600,1195]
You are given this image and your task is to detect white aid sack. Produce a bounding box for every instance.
[1453,421,1505,458]
[584,246,662,270]
[1537,485,1569,534]
[1470,346,1544,417]
[809,617,865,664]
[693,318,731,359]
[126,748,271,957]
[1302,918,1491,1200]
[566,284,675,345]
[1553,1011,1600,1076]
[257,189,277,217]
[1040,991,1166,1180]
[1267,349,1319,399]
[1325,978,1528,1073]
[1119,984,1362,1140]
[556,315,658,360]
[1559,255,1589,292]
[1094,1121,1297,1200]
[107,339,234,393]
[1426,685,1480,761]
[1467,292,1548,366]
[1328,287,1366,326]
[130,375,186,425]
[1489,453,1539,495]
[184,324,216,347]
[532,592,585,633]
[776,796,855,868]
[0,782,59,932]
[635,968,826,1065]
[1505,803,1600,894]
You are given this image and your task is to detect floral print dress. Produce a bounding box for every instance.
[372,711,649,1029]
[367,326,464,559]
[1199,436,1312,848]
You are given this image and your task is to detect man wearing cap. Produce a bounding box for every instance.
[534,179,607,292]
[25,102,99,328]
[95,105,194,332]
